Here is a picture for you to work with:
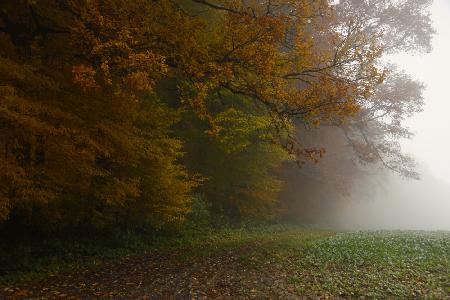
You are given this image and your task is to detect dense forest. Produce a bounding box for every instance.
[0,0,434,235]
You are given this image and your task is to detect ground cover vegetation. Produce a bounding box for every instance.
[1,225,449,298]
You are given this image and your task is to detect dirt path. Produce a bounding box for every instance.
[1,245,301,299]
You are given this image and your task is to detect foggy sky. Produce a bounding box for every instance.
[392,0,450,183]
[336,0,450,230]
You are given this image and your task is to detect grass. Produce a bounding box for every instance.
[1,225,449,298]
[287,231,450,298]
[0,224,328,284]
[194,227,450,298]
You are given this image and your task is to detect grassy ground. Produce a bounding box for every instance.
[1,225,449,299]
[288,231,450,298]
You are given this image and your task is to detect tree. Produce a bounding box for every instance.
[279,0,432,221]
[174,0,386,164]
[178,93,292,222]
[288,0,432,180]
[341,66,425,178]
[0,0,197,231]
[336,0,435,53]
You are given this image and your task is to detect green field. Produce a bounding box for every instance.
[287,231,450,298]
[1,225,449,298]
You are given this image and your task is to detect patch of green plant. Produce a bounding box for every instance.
[288,231,450,299]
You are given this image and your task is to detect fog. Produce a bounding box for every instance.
[286,160,450,230]
[325,0,450,231]
[394,0,450,182]
[335,166,450,230]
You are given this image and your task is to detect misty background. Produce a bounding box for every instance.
[287,0,450,230]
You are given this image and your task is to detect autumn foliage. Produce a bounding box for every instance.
[0,0,431,232]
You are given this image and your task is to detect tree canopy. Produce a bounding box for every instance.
[0,0,434,232]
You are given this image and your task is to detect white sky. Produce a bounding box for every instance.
[335,0,450,231]
[391,0,450,183]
